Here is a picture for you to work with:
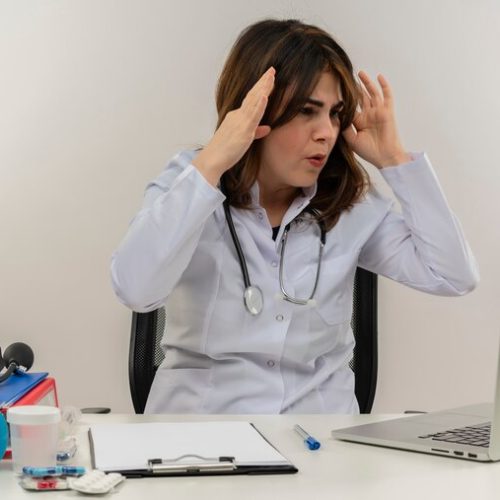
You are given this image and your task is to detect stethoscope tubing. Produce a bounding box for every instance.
[278,224,325,305]
[222,195,326,313]
[223,199,252,289]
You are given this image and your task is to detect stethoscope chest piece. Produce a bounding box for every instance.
[244,285,264,315]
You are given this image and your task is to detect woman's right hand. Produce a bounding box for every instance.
[193,67,275,186]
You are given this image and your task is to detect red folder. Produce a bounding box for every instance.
[12,377,58,407]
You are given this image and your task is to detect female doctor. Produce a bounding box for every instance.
[111,19,479,414]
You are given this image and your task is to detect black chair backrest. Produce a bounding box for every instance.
[129,268,378,414]
[349,268,378,413]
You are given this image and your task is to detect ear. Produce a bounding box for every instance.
[255,125,272,140]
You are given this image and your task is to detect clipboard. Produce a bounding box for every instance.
[88,421,298,477]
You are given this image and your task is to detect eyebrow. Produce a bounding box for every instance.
[305,98,344,111]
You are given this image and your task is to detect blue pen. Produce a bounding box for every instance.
[61,466,86,476]
[22,466,64,477]
[293,424,321,450]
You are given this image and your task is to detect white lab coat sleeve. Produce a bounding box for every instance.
[358,153,479,296]
[111,151,225,312]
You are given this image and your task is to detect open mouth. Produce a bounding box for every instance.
[306,154,326,167]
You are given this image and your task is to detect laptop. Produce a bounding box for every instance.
[331,343,500,462]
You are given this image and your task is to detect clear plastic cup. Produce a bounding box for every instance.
[6,405,61,474]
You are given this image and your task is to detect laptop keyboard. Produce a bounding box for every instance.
[418,422,491,447]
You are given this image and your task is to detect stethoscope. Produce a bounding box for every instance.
[222,198,326,315]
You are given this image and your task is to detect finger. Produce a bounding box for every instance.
[358,84,371,110]
[342,124,357,146]
[351,109,365,130]
[250,70,275,106]
[376,74,393,107]
[251,66,275,95]
[241,67,275,110]
[242,94,270,135]
[358,71,382,105]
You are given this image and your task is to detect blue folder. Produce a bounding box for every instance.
[0,371,48,407]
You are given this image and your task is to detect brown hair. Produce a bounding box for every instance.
[217,19,369,231]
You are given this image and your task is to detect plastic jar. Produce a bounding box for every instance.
[6,405,61,474]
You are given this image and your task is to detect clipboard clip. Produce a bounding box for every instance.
[148,454,236,474]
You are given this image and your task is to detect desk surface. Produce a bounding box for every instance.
[2,413,500,500]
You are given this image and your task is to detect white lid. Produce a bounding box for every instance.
[7,405,61,425]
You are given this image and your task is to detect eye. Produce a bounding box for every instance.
[330,109,341,119]
[299,107,315,116]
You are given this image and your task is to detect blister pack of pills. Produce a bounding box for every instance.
[20,476,70,491]
[68,470,125,494]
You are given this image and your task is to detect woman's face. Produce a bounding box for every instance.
[258,71,343,195]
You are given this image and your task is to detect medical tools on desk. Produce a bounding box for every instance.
[0,342,34,383]
[294,424,321,450]
[20,476,70,491]
[19,465,86,491]
[57,406,81,461]
[57,436,78,461]
[68,470,125,495]
[7,405,61,473]
[19,467,125,494]
[23,465,86,477]
[89,421,297,476]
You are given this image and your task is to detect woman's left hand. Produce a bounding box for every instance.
[342,71,411,169]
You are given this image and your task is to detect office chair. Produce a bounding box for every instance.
[129,268,378,414]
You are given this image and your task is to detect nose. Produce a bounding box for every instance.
[312,115,339,144]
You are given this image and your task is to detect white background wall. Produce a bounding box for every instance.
[0,0,498,413]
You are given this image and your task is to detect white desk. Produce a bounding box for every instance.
[2,413,500,499]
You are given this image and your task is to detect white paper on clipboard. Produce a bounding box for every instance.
[89,421,292,472]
